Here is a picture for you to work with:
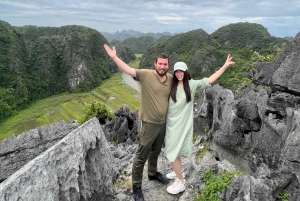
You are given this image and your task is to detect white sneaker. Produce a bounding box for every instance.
[167,178,186,194]
[166,171,185,179]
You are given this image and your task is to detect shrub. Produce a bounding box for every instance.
[276,190,290,201]
[195,168,243,201]
[80,101,114,124]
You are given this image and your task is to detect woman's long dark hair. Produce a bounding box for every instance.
[170,70,192,103]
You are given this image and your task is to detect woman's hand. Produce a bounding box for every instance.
[224,54,235,68]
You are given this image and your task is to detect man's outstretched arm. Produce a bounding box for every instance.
[103,44,136,77]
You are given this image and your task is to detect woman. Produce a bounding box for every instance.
[165,55,235,194]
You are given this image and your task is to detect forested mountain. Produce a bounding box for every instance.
[0,20,135,123]
[0,21,290,124]
[102,29,174,41]
[140,22,289,89]
[283,36,294,42]
[109,35,172,54]
[103,30,173,54]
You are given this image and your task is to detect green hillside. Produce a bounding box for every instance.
[140,22,289,89]
[0,20,136,123]
[0,70,140,143]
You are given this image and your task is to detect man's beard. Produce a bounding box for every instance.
[155,69,167,77]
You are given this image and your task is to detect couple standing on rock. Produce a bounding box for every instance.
[103,44,235,201]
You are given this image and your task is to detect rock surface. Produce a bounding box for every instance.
[0,118,118,201]
[103,106,138,143]
[0,120,78,183]
[194,31,300,200]
[255,32,300,94]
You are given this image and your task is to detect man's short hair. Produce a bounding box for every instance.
[155,53,169,63]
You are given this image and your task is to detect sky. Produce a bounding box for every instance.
[0,0,299,38]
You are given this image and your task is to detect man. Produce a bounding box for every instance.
[103,44,171,201]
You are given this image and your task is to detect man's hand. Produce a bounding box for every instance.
[102,44,136,77]
[103,44,117,60]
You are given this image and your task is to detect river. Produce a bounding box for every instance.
[121,72,141,93]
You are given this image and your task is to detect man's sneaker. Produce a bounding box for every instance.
[133,187,144,201]
[167,178,186,194]
[166,171,185,180]
[148,172,169,184]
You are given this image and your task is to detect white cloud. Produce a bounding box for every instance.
[0,0,299,37]
[0,0,40,9]
[155,15,184,25]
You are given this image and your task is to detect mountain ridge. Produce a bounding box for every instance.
[102,29,176,41]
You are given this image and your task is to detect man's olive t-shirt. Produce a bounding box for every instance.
[135,69,172,124]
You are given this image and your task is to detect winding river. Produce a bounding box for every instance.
[121,72,141,93]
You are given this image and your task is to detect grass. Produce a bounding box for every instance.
[0,55,142,143]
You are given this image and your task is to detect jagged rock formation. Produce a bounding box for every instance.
[0,107,236,201]
[103,106,138,143]
[0,120,78,183]
[0,118,118,201]
[255,33,300,94]
[195,32,300,200]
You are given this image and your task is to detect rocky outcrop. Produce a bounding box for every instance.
[110,130,237,201]
[0,106,235,201]
[0,118,118,201]
[0,120,78,183]
[255,32,300,94]
[194,31,300,200]
[103,106,138,143]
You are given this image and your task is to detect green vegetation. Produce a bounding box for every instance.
[130,54,142,68]
[111,140,118,146]
[109,34,171,54]
[193,134,198,143]
[140,22,289,90]
[0,21,139,124]
[195,168,243,201]
[283,36,294,42]
[198,141,210,158]
[79,101,114,125]
[122,36,157,54]
[0,71,140,143]
[0,20,29,122]
[0,21,291,143]
[276,190,290,201]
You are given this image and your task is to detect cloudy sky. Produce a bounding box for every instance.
[0,0,299,38]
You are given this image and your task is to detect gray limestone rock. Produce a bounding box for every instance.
[255,32,300,94]
[192,33,300,199]
[0,120,78,183]
[103,106,138,143]
[0,118,118,201]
